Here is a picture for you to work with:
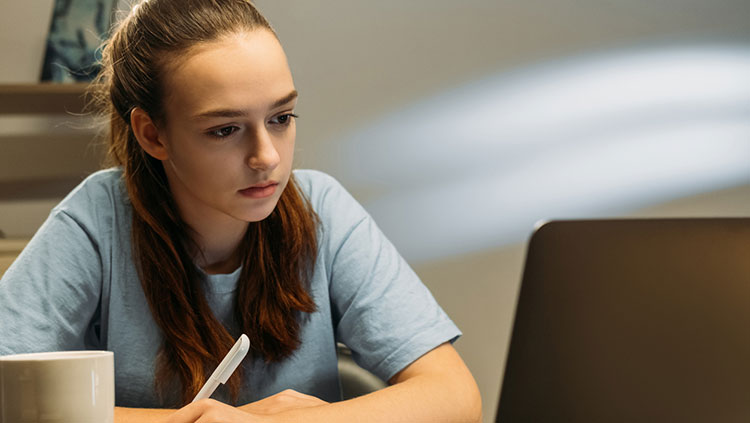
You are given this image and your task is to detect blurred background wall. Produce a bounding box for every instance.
[2,0,750,420]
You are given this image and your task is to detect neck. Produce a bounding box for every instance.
[193,217,248,274]
[173,199,249,275]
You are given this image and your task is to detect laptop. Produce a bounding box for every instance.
[496,218,750,422]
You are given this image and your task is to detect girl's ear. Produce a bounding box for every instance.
[130,107,169,160]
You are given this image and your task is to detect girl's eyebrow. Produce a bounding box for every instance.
[270,90,298,109]
[192,90,298,120]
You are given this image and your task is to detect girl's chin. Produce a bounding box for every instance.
[235,203,279,223]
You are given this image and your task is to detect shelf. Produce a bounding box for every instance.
[0,176,84,200]
[0,83,89,114]
[0,132,103,181]
[0,239,29,255]
[0,238,28,276]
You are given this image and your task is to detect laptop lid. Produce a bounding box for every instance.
[496,218,750,422]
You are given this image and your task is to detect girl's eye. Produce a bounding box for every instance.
[270,113,298,125]
[208,126,239,138]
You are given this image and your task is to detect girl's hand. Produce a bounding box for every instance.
[164,398,260,423]
[162,390,327,423]
[239,389,328,415]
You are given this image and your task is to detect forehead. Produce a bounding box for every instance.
[161,30,294,117]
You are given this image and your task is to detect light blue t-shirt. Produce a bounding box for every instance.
[0,169,460,407]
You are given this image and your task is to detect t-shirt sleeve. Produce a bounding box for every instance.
[309,172,461,383]
[0,209,103,355]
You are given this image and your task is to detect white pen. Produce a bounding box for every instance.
[192,333,251,402]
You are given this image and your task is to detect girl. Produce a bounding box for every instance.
[0,0,481,421]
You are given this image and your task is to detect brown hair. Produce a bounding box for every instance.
[91,0,318,406]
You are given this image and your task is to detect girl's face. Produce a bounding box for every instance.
[157,30,297,226]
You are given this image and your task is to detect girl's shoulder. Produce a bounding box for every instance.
[52,167,129,223]
[292,168,340,192]
[293,169,347,203]
[292,169,368,226]
[293,169,356,207]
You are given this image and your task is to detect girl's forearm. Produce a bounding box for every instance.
[276,372,481,423]
[270,344,482,423]
[115,406,175,423]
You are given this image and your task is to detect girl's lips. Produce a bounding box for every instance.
[239,182,278,199]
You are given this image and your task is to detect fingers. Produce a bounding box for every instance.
[163,399,213,423]
[163,391,328,422]
[164,399,214,423]
[164,399,254,423]
[240,389,328,415]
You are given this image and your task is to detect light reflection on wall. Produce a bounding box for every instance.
[335,44,750,262]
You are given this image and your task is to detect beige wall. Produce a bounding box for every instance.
[2,1,750,421]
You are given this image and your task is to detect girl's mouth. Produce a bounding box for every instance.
[239,182,278,198]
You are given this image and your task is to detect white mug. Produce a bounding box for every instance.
[0,351,114,423]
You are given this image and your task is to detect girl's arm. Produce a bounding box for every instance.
[160,342,481,423]
[265,342,482,423]
[115,407,175,422]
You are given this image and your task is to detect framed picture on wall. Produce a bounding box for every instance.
[40,0,119,83]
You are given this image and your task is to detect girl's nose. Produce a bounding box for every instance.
[246,128,280,171]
